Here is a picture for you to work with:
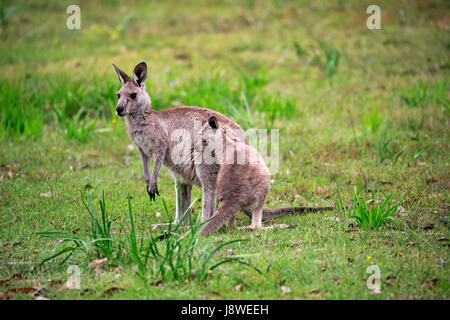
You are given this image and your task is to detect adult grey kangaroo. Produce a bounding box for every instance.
[113,62,246,223]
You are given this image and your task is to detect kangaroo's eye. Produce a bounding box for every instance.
[116,94,120,99]
[130,93,137,100]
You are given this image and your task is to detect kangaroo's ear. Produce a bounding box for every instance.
[208,116,218,130]
[112,64,130,84]
[133,62,147,87]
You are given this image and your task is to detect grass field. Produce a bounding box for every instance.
[0,0,449,300]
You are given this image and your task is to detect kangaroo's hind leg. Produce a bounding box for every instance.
[199,202,239,236]
[228,216,237,230]
[179,183,192,223]
[250,207,263,230]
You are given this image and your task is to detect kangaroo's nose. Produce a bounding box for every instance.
[116,106,124,116]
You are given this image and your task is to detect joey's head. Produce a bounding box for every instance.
[194,116,221,153]
[112,62,151,117]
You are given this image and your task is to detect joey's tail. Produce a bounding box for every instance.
[243,206,334,221]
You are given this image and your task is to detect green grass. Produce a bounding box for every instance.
[337,180,400,230]
[0,0,449,300]
[37,190,257,284]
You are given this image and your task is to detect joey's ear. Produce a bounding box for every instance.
[133,62,147,87]
[208,116,218,129]
[112,64,130,84]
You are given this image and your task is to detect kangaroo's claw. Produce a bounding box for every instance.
[147,185,160,201]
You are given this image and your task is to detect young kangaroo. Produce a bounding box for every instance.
[196,116,270,235]
[112,62,247,223]
[196,116,334,235]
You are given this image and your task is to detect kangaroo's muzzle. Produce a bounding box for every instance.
[116,106,125,117]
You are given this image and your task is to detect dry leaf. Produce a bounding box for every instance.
[40,192,52,198]
[153,280,163,287]
[281,286,291,294]
[426,177,438,183]
[1,287,36,299]
[396,206,406,217]
[422,279,438,287]
[0,273,26,285]
[88,257,108,267]
[317,259,335,265]
[310,289,322,297]
[47,279,64,288]
[385,275,397,287]
[424,222,434,231]
[102,287,124,297]
[381,239,395,246]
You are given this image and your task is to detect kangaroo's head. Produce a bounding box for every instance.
[112,62,151,117]
[195,116,220,153]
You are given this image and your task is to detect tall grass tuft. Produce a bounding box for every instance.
[364,107,383,134]
[324,47,340,77]
[53,106,97,142]
[401,80,429,107]
[337,180,400,230]
[37,191,115,266]
[401,79,448,109]
[0,80,44,140]
[374,123,402,163]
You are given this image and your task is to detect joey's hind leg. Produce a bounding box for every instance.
[250,207,263,231]
[228,216,237,230]
[199,202,238,236]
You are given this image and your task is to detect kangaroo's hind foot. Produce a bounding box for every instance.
[199,202,239,236]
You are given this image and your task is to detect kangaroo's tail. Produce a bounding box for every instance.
[242,206,334,221]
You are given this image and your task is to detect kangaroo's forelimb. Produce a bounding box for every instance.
[148,146,167,201]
